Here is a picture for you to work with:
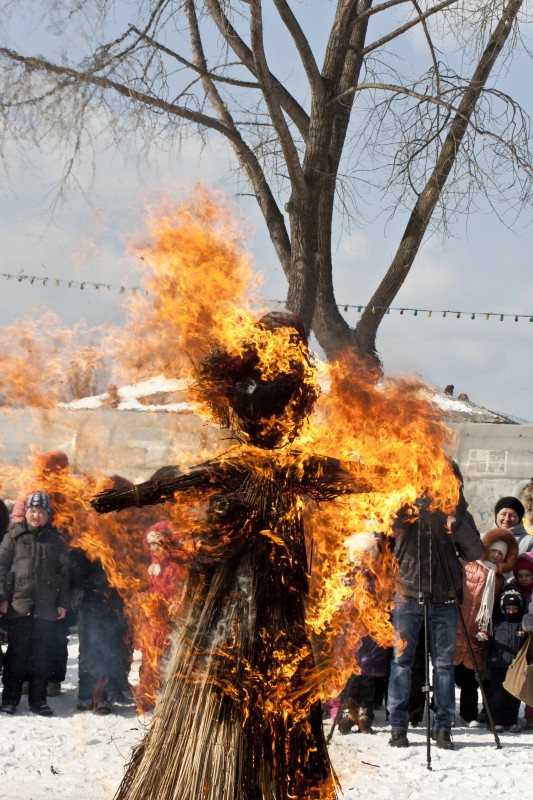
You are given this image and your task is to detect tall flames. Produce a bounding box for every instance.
[0,187,459,713]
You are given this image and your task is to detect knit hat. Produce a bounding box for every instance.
[24,491,52,514]
[514,552,533,577]
[500,587,523,612]
[489,540,508,558]
[494,496,525,522]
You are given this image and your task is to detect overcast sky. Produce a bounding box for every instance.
[0,3,531,421]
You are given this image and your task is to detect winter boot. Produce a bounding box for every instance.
[94,700,113,715]
[389,730,409,748]
[30,703,54,717]
[434,730,454,750]
[337,708,355,734]
[358,709,375,734]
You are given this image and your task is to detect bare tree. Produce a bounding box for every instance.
[0,1,530,364]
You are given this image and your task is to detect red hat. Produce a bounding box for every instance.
[514,552,533,577]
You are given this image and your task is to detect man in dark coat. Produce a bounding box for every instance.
[70,547,131,714]
[0,491,70,716]
[387,491,483,750]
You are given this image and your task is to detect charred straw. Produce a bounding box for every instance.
[90,462,234,515]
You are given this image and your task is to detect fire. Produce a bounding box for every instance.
[114,188,264,384]
[107,190,460,715]
[0,312,109,408]
[1,187,463,797]
[300,354,459,696]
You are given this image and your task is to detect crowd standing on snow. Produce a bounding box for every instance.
[0,450,191,718]
[332,487,533,749]
[0,456,532,753]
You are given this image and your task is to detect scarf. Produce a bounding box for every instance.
[474,561,498,634]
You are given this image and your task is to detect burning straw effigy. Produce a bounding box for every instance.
[92,311,385,800]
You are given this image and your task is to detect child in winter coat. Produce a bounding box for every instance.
[10,451,74,697]
[484,587,526,732]
[512,552,533,607]
[508,552,533,728]
[332,560,391,735]
[336,634,390,734]
[137,521,192,709]
[143,521,190,610]
[454,528,517,727]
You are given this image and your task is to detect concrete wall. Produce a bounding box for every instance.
[0,407,223,493]
[448,422,533,531]
[1,408,532,530]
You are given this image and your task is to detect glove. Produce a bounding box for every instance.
[521,613,533,632]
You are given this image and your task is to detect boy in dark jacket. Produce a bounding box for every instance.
[0,491,70,716]
[337,634,390,734]
[484,587,526,732]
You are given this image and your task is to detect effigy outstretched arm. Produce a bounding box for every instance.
[299,454,386,500]
[90,458,241,515]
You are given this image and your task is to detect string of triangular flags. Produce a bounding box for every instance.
[2,271,532,322]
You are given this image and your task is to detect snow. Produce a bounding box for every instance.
[61,377,193,413]
[2,636,531,800]
[60,374,513,423]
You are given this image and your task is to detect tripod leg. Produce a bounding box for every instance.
[423,602,433,771]
[454,607,502,749]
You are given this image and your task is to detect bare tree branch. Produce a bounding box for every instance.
[205,0,310,138]
[249,0,305,192]
[0,0,530,370]
[355,0,525,358]
[129,26,259,89]
[272,0,322,89]
[0,45,233,136]
[362,0,462,56]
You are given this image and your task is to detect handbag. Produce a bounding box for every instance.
[503,633,533,706]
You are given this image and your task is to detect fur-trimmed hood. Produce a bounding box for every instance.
[482,528,519,574]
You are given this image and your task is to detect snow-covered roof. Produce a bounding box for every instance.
[60,376,194,413]
[427,388,524,424]
[61,375,525,424]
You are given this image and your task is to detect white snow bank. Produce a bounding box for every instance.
[2,635,531,800]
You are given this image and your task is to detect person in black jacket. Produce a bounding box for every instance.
[0,500,9,672]
[70,547,131,714]
[0,491,70,716]
[387,489,483,750]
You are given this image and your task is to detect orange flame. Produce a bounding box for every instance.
[0,313,109,408]
[114,188,264,384]
[0,187,461,728]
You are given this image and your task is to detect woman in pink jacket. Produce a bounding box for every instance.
[454,527,518,727]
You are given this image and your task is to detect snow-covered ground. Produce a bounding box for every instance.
[1,636,530,800]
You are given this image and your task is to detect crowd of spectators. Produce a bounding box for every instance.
[332,483,533,749]
[0,455,190,717]
[1,457,532,753]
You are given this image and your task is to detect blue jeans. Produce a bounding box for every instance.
[387,601,458,732]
